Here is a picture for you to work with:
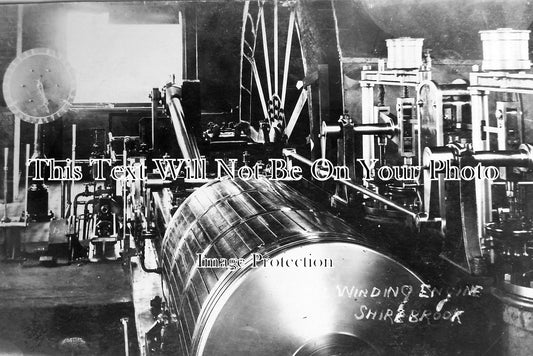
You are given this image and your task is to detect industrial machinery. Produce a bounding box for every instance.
[159,178,429,355]
[4,2,533,356]
[318,36,472,229]
[127,76,430,355]
[417,28,533,355]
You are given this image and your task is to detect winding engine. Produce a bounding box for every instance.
[4,2,533,356]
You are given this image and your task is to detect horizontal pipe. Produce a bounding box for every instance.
[321,122,398,138]
[71,105,162,112]
[353,123,398,136]
[492,181,533,185]
[472,151,529,167]
[472,144,533,168]
[321,122,342,136]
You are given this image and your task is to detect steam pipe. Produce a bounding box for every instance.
[165,86,201,161]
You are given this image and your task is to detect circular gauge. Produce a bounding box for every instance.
[3,48,76,124]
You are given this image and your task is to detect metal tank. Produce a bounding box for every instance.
[161,178,428,356]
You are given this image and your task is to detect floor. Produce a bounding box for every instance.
[0,182,139,355]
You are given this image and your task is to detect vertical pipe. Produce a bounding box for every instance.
[24,144,29,214]
[123,142,127,244]
[12,5,23,201]
[60,180,65,218]
[180,10,186,80]
[32,124,41,158]
[16,5,22,55]
[151,89,158,150]
[69,124,76,216]
[481,93,492,228]
[2,148,10,222]
[13,119,20,201]
[360,83,375,166]
[120,317,129,356]
[195,7,199,80]
[470,90,490,240]
[145,187,151,227]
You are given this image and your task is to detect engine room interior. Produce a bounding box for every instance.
[0,0,533,355]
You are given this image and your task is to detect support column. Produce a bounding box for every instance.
[470,90,491,240]
[360,82,375,166]
[13,4,23,200]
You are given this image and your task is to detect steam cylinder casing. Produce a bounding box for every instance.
[480,29,531,71]
[161,178,427,356]
[386,37,424,70]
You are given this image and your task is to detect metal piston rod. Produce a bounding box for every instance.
[425,143,533,169]
[321,120,399,139]
[471,144,533,167]
[282,149,418,219]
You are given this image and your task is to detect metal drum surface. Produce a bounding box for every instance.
[161,178,426,356]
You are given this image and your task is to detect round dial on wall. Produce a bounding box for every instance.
[3,48,76,124]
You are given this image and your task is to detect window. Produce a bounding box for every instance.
[65,11,183,104]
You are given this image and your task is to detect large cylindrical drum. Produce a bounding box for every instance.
[161,178,427,355]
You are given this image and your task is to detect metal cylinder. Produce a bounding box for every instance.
[161,178,427,356]
[353,123,398,136]
[472,144,533,168]
[385,37,424,70]
[480,29,530,71]
[493,284,533,356]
